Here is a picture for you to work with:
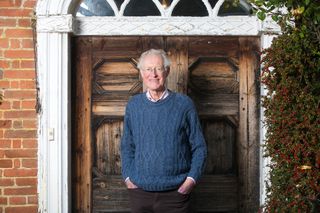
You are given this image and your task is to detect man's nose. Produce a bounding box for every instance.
[151,69,158,76]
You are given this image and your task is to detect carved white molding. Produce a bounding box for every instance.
[35,15,281,36]
[36,0,78,15]
[37,15,73,33]
[37,32,71,213]
[74,16,262,36]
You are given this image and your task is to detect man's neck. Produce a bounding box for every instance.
[148,88,165,101]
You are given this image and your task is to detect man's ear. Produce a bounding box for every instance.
[165,68,170,76]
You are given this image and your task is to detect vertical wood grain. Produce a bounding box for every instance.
[140,37,164,51]
[238,37,260,212]
[246,37,260,212]
[72,37,93,213]
[166,37,189,93]
[96,121,123,175]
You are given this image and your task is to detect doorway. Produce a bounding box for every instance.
[72,36,260,212]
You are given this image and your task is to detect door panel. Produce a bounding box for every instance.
[93,121,126,212]
[95,121,122,175]
[202,120,236,175]
[90,37,143,212]
[187,37,240,212]
[72,36,260,212]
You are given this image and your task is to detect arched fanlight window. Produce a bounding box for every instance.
[76,0,252,17]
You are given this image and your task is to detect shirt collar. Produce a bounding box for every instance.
[146,89,169,102]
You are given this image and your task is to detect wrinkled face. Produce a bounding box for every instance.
[140,54,169,92]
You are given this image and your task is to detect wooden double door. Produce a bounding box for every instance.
[72,36,260,212]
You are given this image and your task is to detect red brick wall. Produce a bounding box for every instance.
[0,0,38,212]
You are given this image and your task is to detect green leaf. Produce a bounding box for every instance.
[304,0,310,5]
[298,6,305,14]
[299,32,304,38]
[257,11,266,20]
[272,15,279,22]
[255,0,264,7]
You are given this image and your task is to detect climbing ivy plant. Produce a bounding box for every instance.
[250,0,320,212]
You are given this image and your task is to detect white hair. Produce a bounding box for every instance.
[137,49,171,71]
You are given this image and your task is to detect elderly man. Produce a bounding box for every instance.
[121,49,207,213]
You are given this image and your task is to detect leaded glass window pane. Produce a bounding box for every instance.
[158,0,172,9]
[77,0,115,16]
[172,0,208,17]
[123,0,160,16]
[218,0,252,16]
[114,0,124,10]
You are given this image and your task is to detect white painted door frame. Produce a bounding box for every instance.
[35,0,280,212]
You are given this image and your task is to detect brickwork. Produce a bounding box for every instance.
[0,0,38,212]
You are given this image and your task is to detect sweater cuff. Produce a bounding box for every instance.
[187,176,196,184]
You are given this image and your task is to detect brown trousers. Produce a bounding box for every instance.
[128,188,192,213]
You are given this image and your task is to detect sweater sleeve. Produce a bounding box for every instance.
[120,105,135,181]
[185,105,207,182]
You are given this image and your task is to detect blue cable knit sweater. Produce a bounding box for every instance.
[121,92,207,191]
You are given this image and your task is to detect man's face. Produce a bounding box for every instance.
[140,54,169,92]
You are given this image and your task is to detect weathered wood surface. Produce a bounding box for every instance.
[166,37,189,93]
[93,59,140,93]
[240,37,260,212]
[72,36,260,212]
[238,37,260,212]
[188,36,239,58]
[92,176,130,213]
[92,101,126,117]
[202,119,236,175]
[194,94,239,116]
[187,37,241,212]
[189,57,239,94]
[94,120,123,175]
[192,175,238,212]
[72,37,93,213]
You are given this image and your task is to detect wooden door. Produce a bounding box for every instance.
[72,36,260,212]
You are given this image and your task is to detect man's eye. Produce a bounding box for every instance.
[144,67,164,72]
